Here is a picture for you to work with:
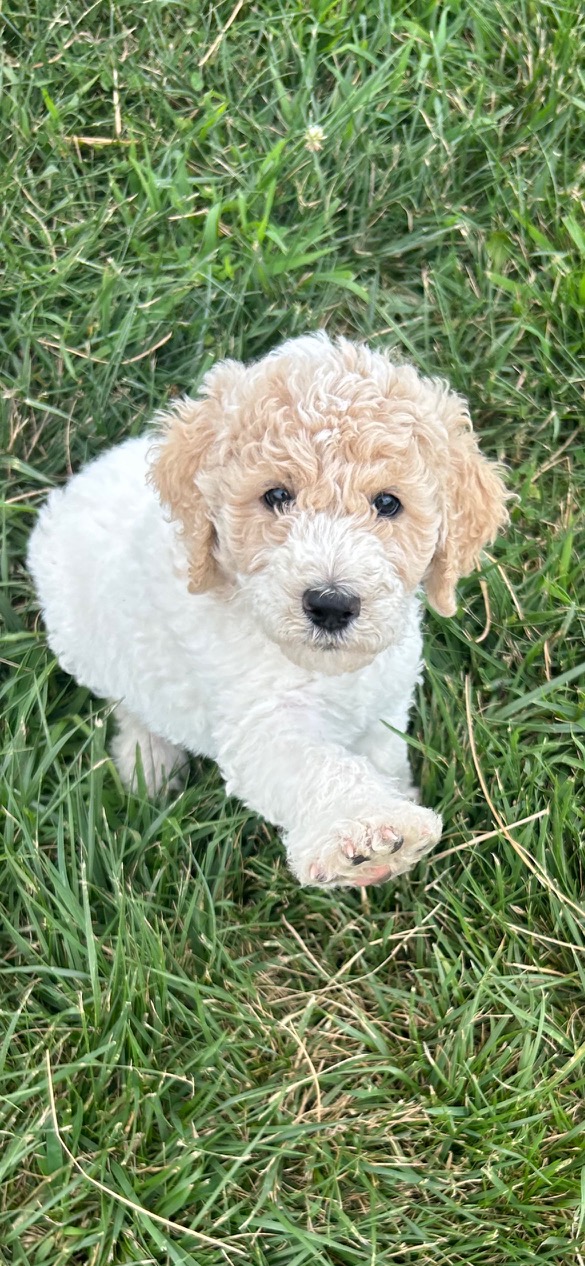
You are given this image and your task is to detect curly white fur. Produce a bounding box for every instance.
[28,333,507,888]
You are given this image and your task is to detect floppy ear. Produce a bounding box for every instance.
[148,360,244,593]
[424,392,509,617]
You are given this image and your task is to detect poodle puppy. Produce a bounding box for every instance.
[28,333,508,888]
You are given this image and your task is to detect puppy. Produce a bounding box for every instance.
[28,334,507,888]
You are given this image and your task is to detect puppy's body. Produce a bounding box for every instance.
[29,335,507,887]
[30,434,420,748]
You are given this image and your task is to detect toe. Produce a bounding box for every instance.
[349,863,393,887]
[371,825,402,853]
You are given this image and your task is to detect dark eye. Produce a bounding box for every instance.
[263,487,294,511]
[372,492,402,518]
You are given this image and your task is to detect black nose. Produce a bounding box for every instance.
[302,586,361,633]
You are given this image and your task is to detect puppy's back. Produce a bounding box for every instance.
[27,436,171,696]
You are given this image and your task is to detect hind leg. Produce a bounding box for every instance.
[111,705,188,796]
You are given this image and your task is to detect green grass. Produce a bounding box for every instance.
[1,1,585,1262]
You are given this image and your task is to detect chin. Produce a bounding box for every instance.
[273,635,383,676]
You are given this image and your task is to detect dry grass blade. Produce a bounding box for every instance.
[45,1052,246,1258]
[465,677,585,924]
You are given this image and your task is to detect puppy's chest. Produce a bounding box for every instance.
[302,658,410,743]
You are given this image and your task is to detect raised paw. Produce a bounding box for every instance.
[296,802,442,889]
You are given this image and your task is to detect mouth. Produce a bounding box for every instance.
[307,627,348,650]
[274,622,377,675]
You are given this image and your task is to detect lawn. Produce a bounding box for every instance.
[1,1,585,1262]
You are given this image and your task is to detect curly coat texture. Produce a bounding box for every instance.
[28,333,508,888]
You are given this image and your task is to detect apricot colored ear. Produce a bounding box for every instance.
[149,359,246,592]
[149,397,222,592]
[424,395,508,616]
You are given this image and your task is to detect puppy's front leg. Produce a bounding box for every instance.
[215,715,441,888]
[353,721,420,802]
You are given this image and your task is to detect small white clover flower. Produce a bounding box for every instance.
[304,123,326,152]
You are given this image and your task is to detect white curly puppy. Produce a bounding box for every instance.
[28,334,507,888]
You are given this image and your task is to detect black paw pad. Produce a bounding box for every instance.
[350,853,369,866]
[391,836,404,853]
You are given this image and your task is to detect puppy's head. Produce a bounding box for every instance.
[150,334,508,673]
